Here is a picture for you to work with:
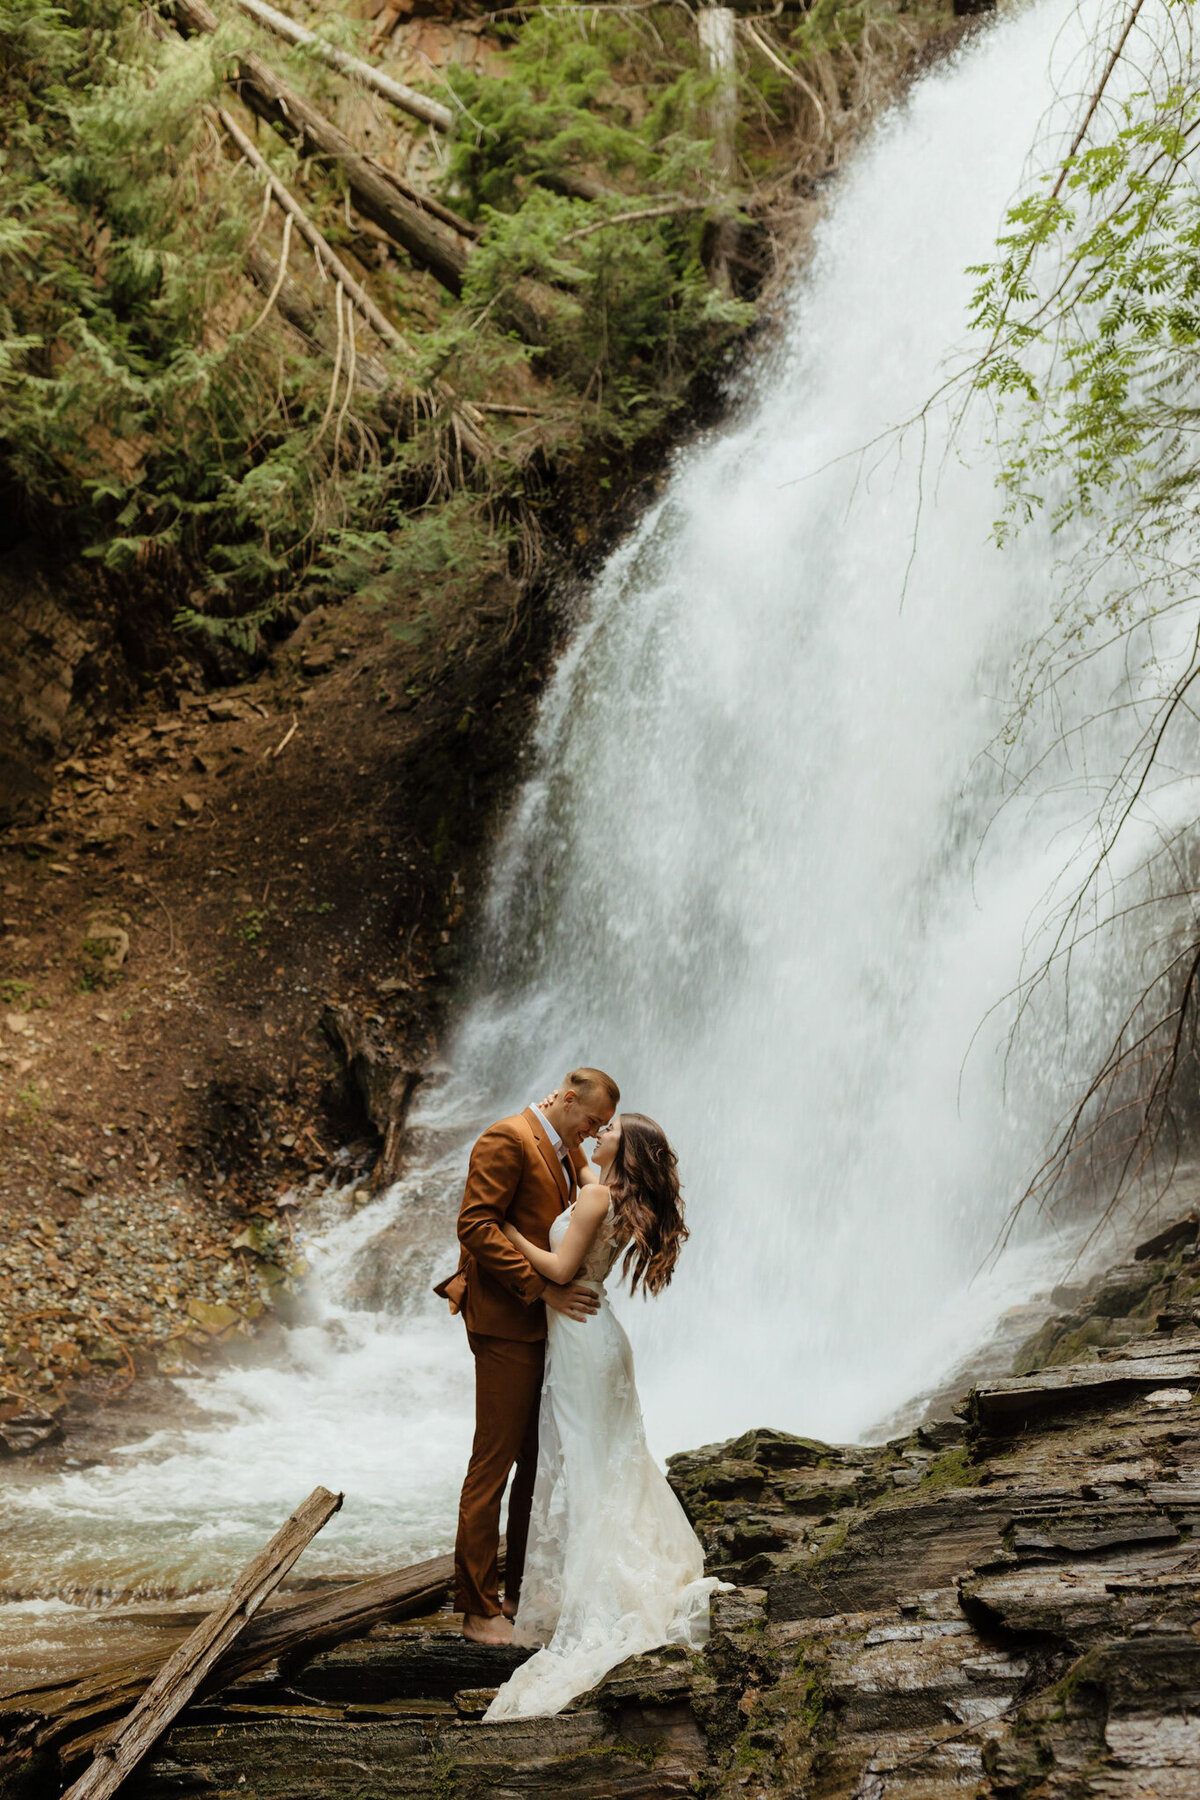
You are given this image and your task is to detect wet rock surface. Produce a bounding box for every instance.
[9,1217,1200,1796]
[655,1215,1200,1798]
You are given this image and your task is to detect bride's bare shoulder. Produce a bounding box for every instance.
[576,1182,611,1213]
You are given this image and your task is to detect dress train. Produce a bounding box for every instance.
[485,1203,719,1720]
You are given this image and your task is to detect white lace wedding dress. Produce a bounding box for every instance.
[484,1199,720,1720]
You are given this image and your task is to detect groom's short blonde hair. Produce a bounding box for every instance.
[565,1066,620,1108]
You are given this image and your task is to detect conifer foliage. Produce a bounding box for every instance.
[1,0,939,647]
[1,0,330,643]
[0,0,760,649]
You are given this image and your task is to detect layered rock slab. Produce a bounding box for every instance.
[135,1705,705,1799]
[14,1228,1200,1798]
[121,1618,710,1798]
[662,1311,1200,1795]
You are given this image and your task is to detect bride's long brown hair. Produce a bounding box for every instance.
[609,1113,688,1296]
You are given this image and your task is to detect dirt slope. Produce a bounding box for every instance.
[0,561,547,1422]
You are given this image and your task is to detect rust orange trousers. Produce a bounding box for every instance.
[454,1331,545,1618]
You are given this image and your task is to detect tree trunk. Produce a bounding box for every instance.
[173,0,469,294]
[232,0,454,131]
[697,4,739,293]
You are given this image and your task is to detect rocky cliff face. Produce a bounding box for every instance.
[17,1204,1193,1799]
[0,547,180,829]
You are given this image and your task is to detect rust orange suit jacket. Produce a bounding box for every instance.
[445,1107,588,1341]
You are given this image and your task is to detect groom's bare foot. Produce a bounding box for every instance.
[462,1612,514,1646]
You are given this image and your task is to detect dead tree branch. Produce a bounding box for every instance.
[174,0,469,292]
[233,0,453,130]
[217,106,490,461]
[61,1488,342,1800]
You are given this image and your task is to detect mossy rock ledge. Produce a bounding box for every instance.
[13,1216,1200,1797]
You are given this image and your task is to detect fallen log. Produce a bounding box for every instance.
[0,1550,463,1781]
[221,1549,460,1679]
[231,59,469,293]
[232,0,454,131]
[174,0,585,346]
[219,108,489,463]
[173,0,469,294]
[234,0,615,211]
[60,1485,342,1800]
[247,243,388,391]
[218,105,418,351]
[229,0,479,236]
[365,153,480,241]
[245,244,413,407]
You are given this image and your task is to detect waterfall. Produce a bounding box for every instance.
[3,0,1190,1623]
[410,0,1153,1454]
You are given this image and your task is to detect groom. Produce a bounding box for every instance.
[438,1068,620,1646]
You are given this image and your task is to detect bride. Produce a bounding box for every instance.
[484,1112,721,1721]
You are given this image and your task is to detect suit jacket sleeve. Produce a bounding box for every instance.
[458,1124,547,1304]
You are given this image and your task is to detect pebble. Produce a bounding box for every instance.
[300,644,337,676]
[0,1181,269,1414]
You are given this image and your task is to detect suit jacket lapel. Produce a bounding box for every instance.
[527,1106,570,1206]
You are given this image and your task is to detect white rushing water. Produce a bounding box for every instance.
[5,0,1196,1636]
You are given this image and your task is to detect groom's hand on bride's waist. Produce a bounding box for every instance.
[544,1281,600,1322]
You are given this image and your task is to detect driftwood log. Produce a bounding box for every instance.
[0,1549,468,1783]
[173,0,470,293]
[59,1486,342,1800]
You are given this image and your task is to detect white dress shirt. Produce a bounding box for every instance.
[533,1103,573,1192]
